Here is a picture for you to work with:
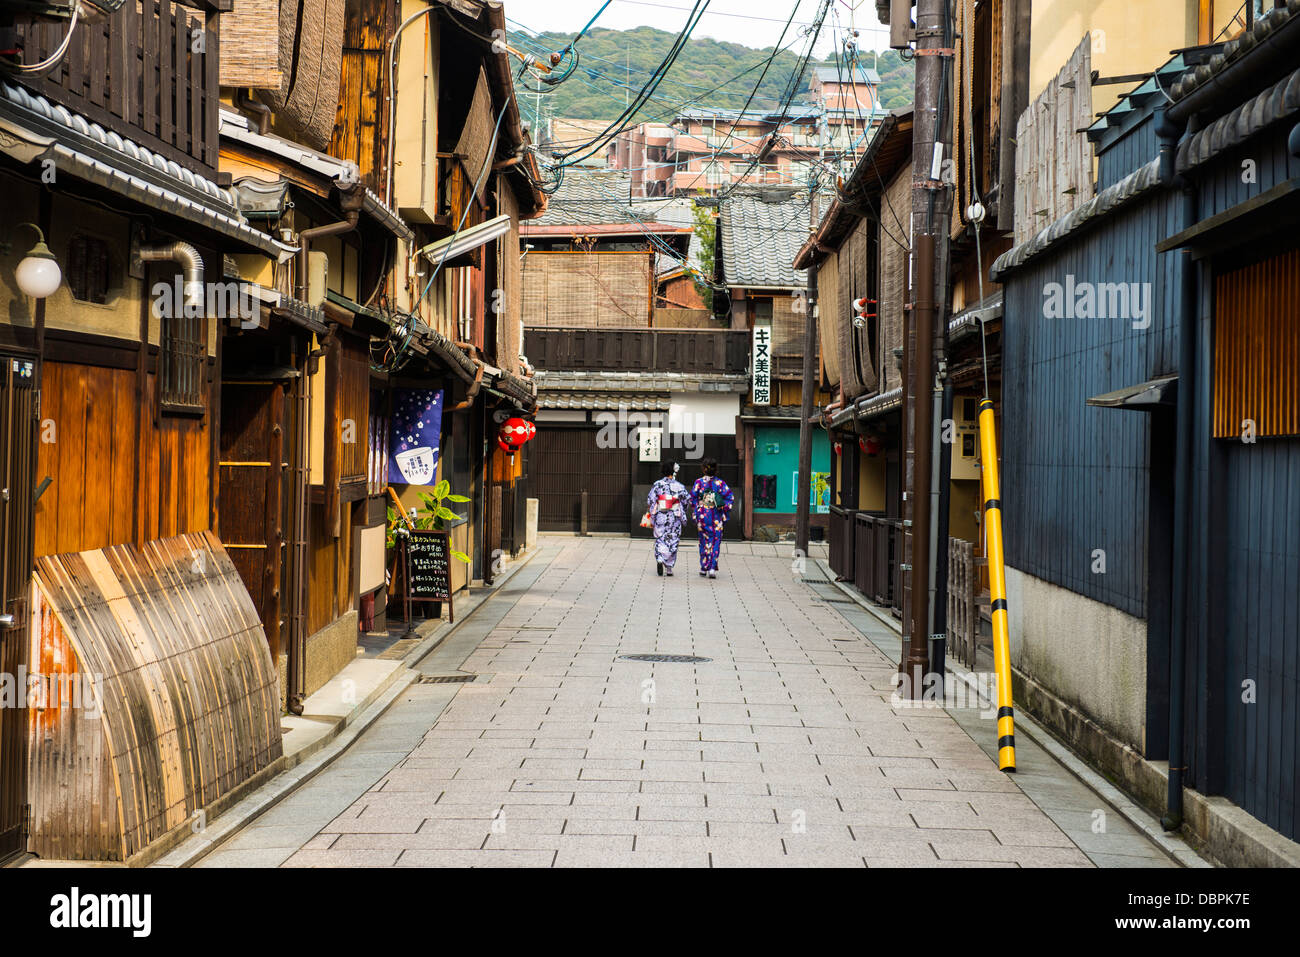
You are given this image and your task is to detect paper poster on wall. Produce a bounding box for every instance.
[792,471,831,513]
[389,388,444,486]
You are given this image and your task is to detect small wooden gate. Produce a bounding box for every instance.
[0,355,37,859]
[947,537,983,669]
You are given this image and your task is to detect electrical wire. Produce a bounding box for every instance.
[544,1,713,169]
[2,0,81,75]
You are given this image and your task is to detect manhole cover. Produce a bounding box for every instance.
[618,654,712,664]
[416,674,478,684]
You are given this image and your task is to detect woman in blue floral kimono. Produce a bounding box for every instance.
[648,460,692,576]
[691,458,734,578]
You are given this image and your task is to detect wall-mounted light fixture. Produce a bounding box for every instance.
[3,223,63,299]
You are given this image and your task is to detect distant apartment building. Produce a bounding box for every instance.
[605,64,885,198]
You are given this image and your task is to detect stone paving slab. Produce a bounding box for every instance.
[202,537,1180,868]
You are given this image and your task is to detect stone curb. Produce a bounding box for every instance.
[811,558,1210,869]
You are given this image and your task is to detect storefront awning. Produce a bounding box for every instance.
[419,214,513,265]
[1086,375,1178,410]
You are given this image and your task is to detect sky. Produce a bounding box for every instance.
[504,0,891,58]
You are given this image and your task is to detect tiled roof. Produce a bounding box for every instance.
[219,110,413,242]
[718,185,810,289]
[528,168,672,227]
[1170,1,1300,103]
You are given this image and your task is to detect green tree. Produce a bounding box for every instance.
[690,198,716,312]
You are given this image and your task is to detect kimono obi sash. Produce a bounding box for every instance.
[656,494,679,511]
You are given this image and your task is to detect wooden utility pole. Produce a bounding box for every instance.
[795,269,818,554]
[902,0,954,696]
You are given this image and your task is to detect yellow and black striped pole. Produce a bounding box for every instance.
[978,398,1016,773]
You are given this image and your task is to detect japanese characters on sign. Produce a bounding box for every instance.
[638,426,664,462]
[752,321,772,406]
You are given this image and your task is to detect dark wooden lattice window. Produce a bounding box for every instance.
[161,310,207,413]
[66,235,111,304]
[1213,247,1300,439]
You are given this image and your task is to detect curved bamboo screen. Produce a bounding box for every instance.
[263,0,347,150]
[27,532,282,861]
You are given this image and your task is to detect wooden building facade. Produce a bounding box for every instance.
[0,0,293,861]
[990,6,1300,857]
[0,0,543,863]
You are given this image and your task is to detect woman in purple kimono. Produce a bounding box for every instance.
[648,461,691,576]
[691,458,734,578]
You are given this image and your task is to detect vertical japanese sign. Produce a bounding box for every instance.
[752,321,772,406]
[638,426,663,462]
[389,388,444,486]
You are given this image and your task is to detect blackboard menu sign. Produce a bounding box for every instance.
[406,530,452,602]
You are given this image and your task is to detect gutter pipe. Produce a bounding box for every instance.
[1155,104,1197,831]
[135,242,204,312]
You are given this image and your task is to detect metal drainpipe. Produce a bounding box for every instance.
[297,193,362,301]
[236,89,272,135]
[445,363,485,413]
[136,242,204,312]
[287,335,314,716]
[1155,105,1196,831]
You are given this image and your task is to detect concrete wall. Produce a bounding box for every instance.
[1006,565,1148,751]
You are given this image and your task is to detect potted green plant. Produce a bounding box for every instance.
[414,480,472,564]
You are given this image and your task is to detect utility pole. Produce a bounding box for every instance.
[795,264,818,555]
[901,0,953,697]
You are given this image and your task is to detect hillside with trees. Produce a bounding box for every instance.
[509,25,913,131]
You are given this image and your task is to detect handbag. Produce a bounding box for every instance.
[639,511,653,529]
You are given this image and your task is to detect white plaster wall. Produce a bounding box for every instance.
[668,392,740,435]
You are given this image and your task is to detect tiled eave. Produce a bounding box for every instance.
[0,81,296,261]
[535,371,749,393]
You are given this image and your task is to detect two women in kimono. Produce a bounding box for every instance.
[649,460,691,576]
[690,458,733,578]
[649,458,735,578]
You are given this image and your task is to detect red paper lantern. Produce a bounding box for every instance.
[859,435,882,457]
[501,417,531,445]
[833,441,842,456]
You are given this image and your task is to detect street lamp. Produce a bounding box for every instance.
[9,224,62,299]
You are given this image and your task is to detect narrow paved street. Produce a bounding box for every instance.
[201,536,1175,868]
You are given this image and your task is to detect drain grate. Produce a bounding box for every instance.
[416,674,478,684]
[618,654,712,664]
